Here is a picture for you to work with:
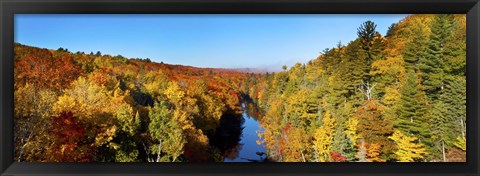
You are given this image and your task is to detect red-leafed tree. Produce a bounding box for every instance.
[14,47,82,90]
[330,152,346,162]
[45,112,92,162]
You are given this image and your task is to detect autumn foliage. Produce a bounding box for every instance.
[254,14,466,162]
[14,43,251,162]
[14,14,466,163]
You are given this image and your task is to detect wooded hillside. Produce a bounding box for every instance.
[14,43,251,162]
[14,14,466,162]
[249,14,466,162]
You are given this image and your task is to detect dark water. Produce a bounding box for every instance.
[224,103,266,162]
[211,103,266,162]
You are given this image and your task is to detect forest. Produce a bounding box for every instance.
[14,14,466,162]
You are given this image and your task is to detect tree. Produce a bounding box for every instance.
[453,136,466,151]
[370,56,406,98]
[116,104,140,136]
[257,98,284,161]
[428,75,466,161]
[331,39,367,105]
[284,89,317,126]
[356,99,395,160]
[357,21,377,56]
[330,102,357,161]
[402,24,429,72]
[280,125,310,162]
[14,47,82,91]
[419,15,455,100]
[14,84,57,162]
[428,101,449,161]
[357,21,385,68]
[395,71,430,146]
[441,76,466,140]
[148,100,186,162]
[312,111,335,162]
[389,130,428,162]
[385,23,397,38]
[442,15,466,76]
[45,112,92,162]
[366,143,384,162]
[161,118,186,162]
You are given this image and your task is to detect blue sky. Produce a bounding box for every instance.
[15,14,407,70]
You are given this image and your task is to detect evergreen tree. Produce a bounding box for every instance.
[429,75,466,161]
[395,71,431,148]
[385,23,397,38]
[403,24,428,72]
[419,15,454,100]
[357,21,386,82]
[441,76,466,140]
[334,39,367,105]
[357,21,377,63]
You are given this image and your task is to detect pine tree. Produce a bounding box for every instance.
[428,101,452,161]
[419,15,453,100]
[403,24,428,72]
[428,75,466,161]
[357,21,386,82]
[441,76,466,140]
[357,21,377,65]
[395,71,430,147]
[442,15,466,76]
[334,39,367,105]
[385,23,397,38]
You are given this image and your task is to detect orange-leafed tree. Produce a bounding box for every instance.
[356,99,395,160]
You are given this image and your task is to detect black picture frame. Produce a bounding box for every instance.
[1,0,479,176]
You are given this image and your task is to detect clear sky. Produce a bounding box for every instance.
[15,14,407,70]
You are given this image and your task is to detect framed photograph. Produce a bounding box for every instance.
[1,0,479,175]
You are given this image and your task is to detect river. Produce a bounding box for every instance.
[224,103,266,162]
[211,102,267,162]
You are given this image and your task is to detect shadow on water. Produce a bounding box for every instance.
[210,113,245,160]
[210,100,269,162]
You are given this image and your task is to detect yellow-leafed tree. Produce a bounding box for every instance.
[389,130,428,162]
[312,111,335,162]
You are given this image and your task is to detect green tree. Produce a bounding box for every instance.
[419,15,454,99]
[357,21,385,71]
[148,100,186,162]
[403,24,429,72]
[395,71,431,150]
[429,75,466,161]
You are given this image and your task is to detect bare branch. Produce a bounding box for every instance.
[358,81,376,100]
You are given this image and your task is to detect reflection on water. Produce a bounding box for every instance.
[210,112,244,160]
[211,102,266,162]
